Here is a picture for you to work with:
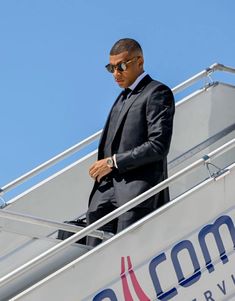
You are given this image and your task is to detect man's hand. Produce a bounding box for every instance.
[89,158,113,183]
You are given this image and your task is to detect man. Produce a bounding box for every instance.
[87,38,175,246]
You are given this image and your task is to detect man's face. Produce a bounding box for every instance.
[109,51,144,88]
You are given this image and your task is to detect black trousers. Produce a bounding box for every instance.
[86,178,152,247]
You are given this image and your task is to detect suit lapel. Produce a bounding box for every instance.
[112,75,152,140]
[99,75,153,157]
[113,92,139,134]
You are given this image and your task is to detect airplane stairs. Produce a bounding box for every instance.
[0,63,235,300]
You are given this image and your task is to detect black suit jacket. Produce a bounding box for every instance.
[90,75,175,209]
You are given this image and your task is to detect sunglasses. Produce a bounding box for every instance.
[105,57,138,73]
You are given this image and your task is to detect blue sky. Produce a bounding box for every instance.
[0,0,235,199]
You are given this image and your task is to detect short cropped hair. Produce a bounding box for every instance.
[110,38,143,56]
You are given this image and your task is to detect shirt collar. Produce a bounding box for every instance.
[128,71,147,91]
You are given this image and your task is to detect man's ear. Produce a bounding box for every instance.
[138,56,144,69]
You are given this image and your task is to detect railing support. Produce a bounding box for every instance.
[0,209,112,240]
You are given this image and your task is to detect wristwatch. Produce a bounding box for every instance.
[106,157,114,169]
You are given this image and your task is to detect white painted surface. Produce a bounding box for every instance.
[0,230,89,300]
[6,152,96,221]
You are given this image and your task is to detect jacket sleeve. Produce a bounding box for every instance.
[115,84,175,173]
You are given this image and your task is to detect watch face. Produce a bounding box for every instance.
[107,158,114,168]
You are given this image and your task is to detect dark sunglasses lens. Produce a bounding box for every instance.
[105,64,114,73]
[105,62,127,73]
[119,62,127,71]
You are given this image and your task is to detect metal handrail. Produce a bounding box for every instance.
[211,63,235,74]
[1,63,235,196]
[0,131,101,195]
[0,209,112,240]
[2,124,234,239]
[2,123,234,236]
[0,138,234,288]
[172,63,235,94]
